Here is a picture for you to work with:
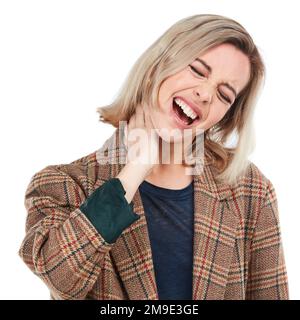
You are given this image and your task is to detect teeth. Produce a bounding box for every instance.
[174,98,197,120]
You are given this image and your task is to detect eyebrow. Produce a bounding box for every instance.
[195,58,238,98]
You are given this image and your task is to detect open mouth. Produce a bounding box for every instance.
[172,98,200,126]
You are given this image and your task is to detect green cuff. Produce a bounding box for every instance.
[79,178,140,244]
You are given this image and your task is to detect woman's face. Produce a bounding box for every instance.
[150,43,251,143]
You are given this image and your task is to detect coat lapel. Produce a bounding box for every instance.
[95,127,240,300]
[191,163,240,299]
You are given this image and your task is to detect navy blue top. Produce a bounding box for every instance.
[138,179,194,300]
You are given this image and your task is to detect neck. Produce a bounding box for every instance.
[158,136,189,166]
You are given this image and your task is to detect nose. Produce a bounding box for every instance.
[193,83,213,105]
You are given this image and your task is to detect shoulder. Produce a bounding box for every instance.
[26,150,103,201]
[241,160,276,196]
[230,160,278,211]
[26,128,121,200]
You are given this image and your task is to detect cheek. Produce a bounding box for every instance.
[149,104,171,131]
[158,72,191,106]
[200,106,228,130]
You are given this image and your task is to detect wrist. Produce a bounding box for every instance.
[119,161,153,181]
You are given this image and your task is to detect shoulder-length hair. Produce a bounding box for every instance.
[96,14,265,186]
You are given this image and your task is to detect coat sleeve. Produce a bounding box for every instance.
[18,165,139,300]
[246,178,289,299]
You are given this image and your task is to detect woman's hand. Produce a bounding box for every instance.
[123,103,160,176]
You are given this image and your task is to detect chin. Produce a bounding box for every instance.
[156,127,185,144]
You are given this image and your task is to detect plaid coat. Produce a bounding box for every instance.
[18,127,289,300]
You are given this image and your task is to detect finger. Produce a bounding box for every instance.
[126,112,135,142]
[124,115,134,154]
[135,104,145,129]
[144,104,155,131]
[144,104,151,130]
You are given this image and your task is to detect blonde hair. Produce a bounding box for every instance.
[96,14,265,186]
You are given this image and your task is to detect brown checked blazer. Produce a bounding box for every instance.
[18,127,289,300]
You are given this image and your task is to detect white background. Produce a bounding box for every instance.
[0,0,299,299]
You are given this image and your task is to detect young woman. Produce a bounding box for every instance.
[18,14,289,300]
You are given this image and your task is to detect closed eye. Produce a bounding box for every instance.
[218,93,231,104]
[189,65,232,105]
[189,65,205,77]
